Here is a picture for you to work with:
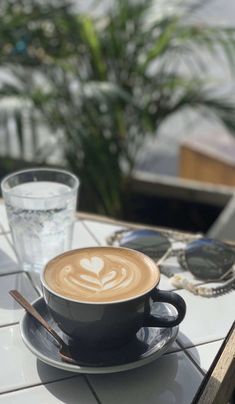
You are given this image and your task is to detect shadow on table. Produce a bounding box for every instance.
[176,330,202,371]
[36,361,82,404]
[177,330,200,351]
[36,358,77,382]
[36,332,201,404]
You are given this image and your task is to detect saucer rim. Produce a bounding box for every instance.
[20,297,179,374]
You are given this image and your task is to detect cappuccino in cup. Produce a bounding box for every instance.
[41,247,186,347]
[44,247,159,303]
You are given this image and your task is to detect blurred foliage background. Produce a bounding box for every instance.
[1,0,235,217]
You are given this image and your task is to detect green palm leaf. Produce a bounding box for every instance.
[1,0,235,215]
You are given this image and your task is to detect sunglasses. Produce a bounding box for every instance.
[107,229,235,297]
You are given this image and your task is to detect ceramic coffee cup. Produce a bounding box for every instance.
[41,246,186,348]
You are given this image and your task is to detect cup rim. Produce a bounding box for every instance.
[1,167,79,199]
[41,246,160,305]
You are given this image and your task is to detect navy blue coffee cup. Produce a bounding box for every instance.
[41,247,186,348]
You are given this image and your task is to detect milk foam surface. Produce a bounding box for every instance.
[44,247,159,303]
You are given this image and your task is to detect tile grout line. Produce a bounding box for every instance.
[176,336,225,377]
[0,321,19,329]
[0,231,10,236]
[84,375,103,404]
[25,271,42,297]
[177,336,225,377]
[178,344,206,376]
[0,270,23,278]
[82,221,102,246]
[0,375,80,396]
[1,231,15,250]
[177,337,224,351]
[0,220,9,235]
[164,345,183,355]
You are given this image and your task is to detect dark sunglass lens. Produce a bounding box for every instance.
[120,229,171,260]
[184,238,235,280]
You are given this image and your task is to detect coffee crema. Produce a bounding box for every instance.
[43,247,159,303]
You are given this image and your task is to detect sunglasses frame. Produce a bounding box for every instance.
[106,229,235,297]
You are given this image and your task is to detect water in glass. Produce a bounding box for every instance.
[6,181,76,273]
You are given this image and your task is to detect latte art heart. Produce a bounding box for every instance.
[80,256,104,275]
[44,247,159,303]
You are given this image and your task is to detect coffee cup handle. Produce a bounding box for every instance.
[144,289,186,328]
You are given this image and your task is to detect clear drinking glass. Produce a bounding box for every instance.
[1,168,79,274]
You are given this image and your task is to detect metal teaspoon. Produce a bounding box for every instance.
[9,289,80,365]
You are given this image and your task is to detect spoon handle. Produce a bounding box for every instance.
[9,290,65,347]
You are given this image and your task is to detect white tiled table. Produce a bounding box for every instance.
[0,204,234,403]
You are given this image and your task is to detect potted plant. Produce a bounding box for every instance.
[1,0,235,217]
